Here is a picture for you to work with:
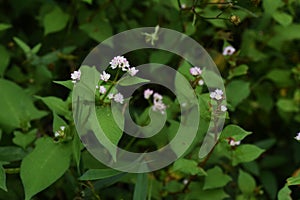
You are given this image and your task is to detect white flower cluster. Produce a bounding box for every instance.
[228,138,241,147]
[96,85,106,94]
[107,92,124,104]
[109,56,139,76]
[71,70,81,84]
[295,132,300,141]
[189,66,204,86]
[210,89,227,112]
[223,46,236,56]
[144,89,166,114]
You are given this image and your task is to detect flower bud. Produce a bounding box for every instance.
[230,15,241,26]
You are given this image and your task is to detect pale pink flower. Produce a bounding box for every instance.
[144,89,153,99]
[71,70,81,83]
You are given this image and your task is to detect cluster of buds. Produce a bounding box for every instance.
[189,66,204,86]
[210,89,227,112]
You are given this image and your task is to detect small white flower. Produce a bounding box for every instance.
[229,139,241,146]
[99,86,106,94]
[144,89,153,99]
[210,89,224,101]
[181,102,187,107]
[71,70,81,84]
[100,71,110,82]
[181,3,186,9]
[223,46,236,56]
[198,79,204,86]
[295,132,300,141]
[108,93,114,99]
[153,93,163,102]
[189,67,202,76]
[128,67,139,76]
[114,92,124,104]
[54,126,66,138]
[221,105,227,112]
[183,179,189,185]
[109,56,130,71]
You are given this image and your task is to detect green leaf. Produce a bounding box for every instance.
[277,185,292,200]
[53,112,67,133]
[276,99,299,112]
[0,45,10,77]
[79,13,112,42]
[149,51,173,64]
[133,173,148,200]
[21,137,72,200]
[266,69,293,87]
[0,23,11,31]
[13,129,37,149]
[95,106,124,161]
[220,125,252,141]
[118,76,150,86]
[228,64,249,79]
[226,80,250,109]
[43,6,69,35]
[263,0,284,15]
[0,146,27,162]
[203,166,232,190]
[82,0,93,4]
[36,96,69,116]
[272,11,293,27]
[0,164,7,191]
[13,37,31,54]
[287,174,300,186]
[0,79,47,131]
[238,169,256,194]
[79,168,122,180]
[188,182,229,199]
[261,171,277,199]
[53,80,73,90]
[173,158,206,176]
[232,144,265,166]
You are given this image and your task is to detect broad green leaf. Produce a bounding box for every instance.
[79,168,122,180]
[276,99,299,112]
[277,185,292,200]
[0,164,7,191]
[173,158,206,176]
[226,80,250,109]
[203,166,232,190]
[164,180,184,193]
[31,43,42,54]
[232,144,265,166]
[13,129,37,149]
[266,69,293,87]
[0,45,10,77]
[0,146,27,162]
[118,76,150,86]
[21,137,72,200]
[0,79,47,131]
[95,106,124,161]
[263,0,284,15]
[79,13,112,42]
[267,24,300,50]
[272,11,293,27]
[133,173,148,200]
[72,132,82,169]
[228,64,249,79]
[36,96,69,116]
[43,7,69,35]
[287,174,300,186]
[238,169,256,194]
[53,80,73,90]
[0,23,11,31]
[188,182,229,199]
[220,125,252,141]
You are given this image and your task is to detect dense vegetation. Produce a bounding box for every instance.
[0,0,299,199]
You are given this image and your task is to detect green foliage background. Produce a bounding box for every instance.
[0,0,300,199]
